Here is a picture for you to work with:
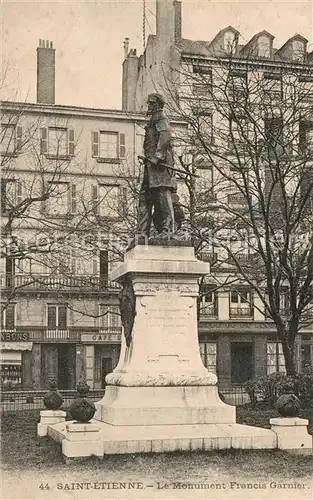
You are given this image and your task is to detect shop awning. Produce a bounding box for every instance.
[0,342,33,351]
[0,351,22,364]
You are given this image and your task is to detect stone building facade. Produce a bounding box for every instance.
[121,0,313,384]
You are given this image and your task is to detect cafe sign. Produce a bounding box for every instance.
[81,333,121,343]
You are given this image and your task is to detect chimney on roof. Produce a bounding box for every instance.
[123,37,130,59]
[156,1,182,43]
[174,1,182,40]
[36,39,55,104]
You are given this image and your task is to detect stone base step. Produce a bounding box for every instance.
[47,420,276,459]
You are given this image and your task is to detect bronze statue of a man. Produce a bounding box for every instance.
[137,93,177,238]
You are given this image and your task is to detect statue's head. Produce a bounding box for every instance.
[147,93,165,115]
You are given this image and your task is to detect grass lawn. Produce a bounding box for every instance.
[1,406,312,484]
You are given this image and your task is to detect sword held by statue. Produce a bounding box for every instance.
[137,155,199,178]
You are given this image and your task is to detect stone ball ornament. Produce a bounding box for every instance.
[76,381,91,396]
[69,381,96,423]
[43,379,64,410]
[276,393,301,417]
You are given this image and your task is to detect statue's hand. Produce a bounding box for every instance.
[149,156,160,166]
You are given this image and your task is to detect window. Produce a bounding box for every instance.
[40,127,74,157]
[299,121,313,152]
[47,304,67,329]
[199,113,213,143]
[228,72,247,102]
[301,344,312,369]
[264,117,283,156]
[0,364,22,386]
[227,192,245,205]
[198,168,212,191]
[224,31,236,53]
[257,35,271,58]
[99,305,121,329]
[292,40,305,61]
[98,184,127,218]
[229,116,250,151]
[279,291,289,316]
[1,179,23,214]
[100,132,117,158]
[230,290,253,318]
[1,304,15,330]
[199,342,217,374]
[92,131,126,160]
[263,75,282,101]
[45,182,70,216]
[192,111,213,145]
[193,83,210,97]
[99,184,119,218]
[196,168,215,203]
[298,79,313,102]
[1,124,22,155]
[99,250,109,281]
[199,289,218,317]
[267,341,286,374]
[229,240,249,264]
[192,73,212,97]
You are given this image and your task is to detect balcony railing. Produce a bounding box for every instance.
[1,274,121,292]
[1,326,123,342]
[230,306,254,319]
[199,252,218,265]
[227,253,260,267]
[227,193,246,205]
[199,304,218,318]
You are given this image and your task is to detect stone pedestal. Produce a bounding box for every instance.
[270,418,313,455]
[48,245,276,456]
[37,410,66,437]
[94,245,235,428]
[62,423,103,460]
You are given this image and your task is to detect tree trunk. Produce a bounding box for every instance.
[281,337,296,377]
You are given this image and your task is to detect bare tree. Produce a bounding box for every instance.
[163,52,313,375]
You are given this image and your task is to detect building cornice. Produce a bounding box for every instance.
[198,320,312,334]
[0,101,187,126]
[181,54,313,74]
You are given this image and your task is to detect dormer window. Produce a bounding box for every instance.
[292,40,305,61]
[257,35,271,57]
[224,31,236,53]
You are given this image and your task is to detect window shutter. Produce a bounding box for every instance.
[16,181,23,206]
[119,186,127,215]
[58,305,67,329]
[70,253,76,274]
[92,255,98,275]
[47,306,57,328]
[119,133,126,158]
[111,306,121,327]
[71,184,77,213]
[40,128,48,154]
[16,127,23,151]
[92,131,99,157]
[1,181,7,213]
[68,129,75,155]
[102,306,109,328]
[91,184,99,213]
[5,304,15,329]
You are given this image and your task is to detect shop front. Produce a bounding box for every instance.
[81,332,121,389]
[0,338,33,388]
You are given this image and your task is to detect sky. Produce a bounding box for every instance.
[2,0,313,110]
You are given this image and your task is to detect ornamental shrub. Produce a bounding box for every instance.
[295,367,313,406]
[244,373,294,407]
